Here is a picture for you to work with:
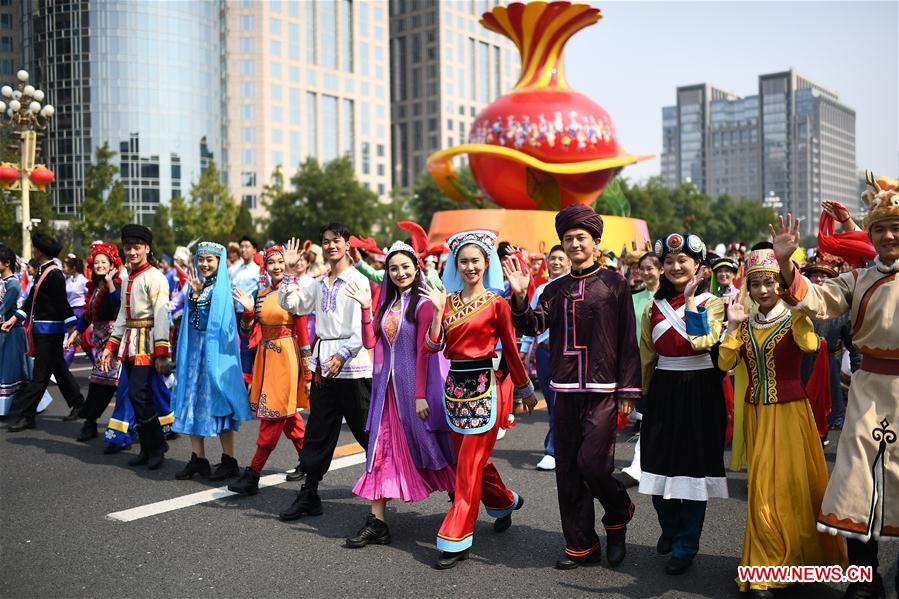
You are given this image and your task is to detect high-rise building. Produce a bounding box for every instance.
[25,0,224,223]
[0,0,21,78]
[389,0,518,189]
[224,0,392,217]
[661,70,856,235]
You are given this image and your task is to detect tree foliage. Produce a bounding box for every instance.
[151,202,176,258]
[171,161,237,246]
[408,165,488,231]
[264,156,380,243]
[0,189,56,255]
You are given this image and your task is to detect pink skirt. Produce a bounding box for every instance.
[353,385,455,503]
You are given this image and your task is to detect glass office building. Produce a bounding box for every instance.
[27,0,223,223]
[661,70,856,235]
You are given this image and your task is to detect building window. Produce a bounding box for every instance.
[240,104,256,120]
[288,66,300,82]
[361,141,371,175]
[239,37,254,53]
[240,172,257,187]
[238,82,256,98]
[272,150,284,166]
[305,1,316,64]
[288,23,300,59]
[271,84,283,101]
[322,95,339,162]
[320,0,337,69]
[270,40,282,56]
[239,60,255,75]
[272,128,284,144]
[341,0,353,72]
[343,99,355,160]
[240,149,256,165]
[272,106,284,122]
[238,15,255,31]
[240,127,256,142]
[270,17,281,35]
[241,194,257,210]
[377,183,385,195]
[289,88,300,124]
[306,92,318,157]
[271,62,282,78]
[377,164,385,176]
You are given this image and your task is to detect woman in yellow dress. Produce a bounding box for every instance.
[718,243,846,598]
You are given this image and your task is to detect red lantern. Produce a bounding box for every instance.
[29,164,54,190]
[0,163,19,185]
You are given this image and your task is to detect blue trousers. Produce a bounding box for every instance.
[535,346,555,456]
[651,496,707,560]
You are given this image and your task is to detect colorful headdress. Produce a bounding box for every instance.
[861,170,899,230]
[802,251,840,278]
[196,241,225,256]
[744,248,779,278]
[447,229,498,257]
[654,233,706,262]
[263,245,284,262]
[711,256,739,272]
[88,242,121,269]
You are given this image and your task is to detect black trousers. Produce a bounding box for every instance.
[123,362,164,452]
[11,333,83,421]
[300,376,371,483]
[554,392,633,556]
[80,383,117,422]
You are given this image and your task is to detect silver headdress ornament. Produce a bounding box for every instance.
[196,241,226,256]
[386,240,416,258]
[447,229,498,256]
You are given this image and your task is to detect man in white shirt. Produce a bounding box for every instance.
[277,222,372,520]
[230,236,261,381]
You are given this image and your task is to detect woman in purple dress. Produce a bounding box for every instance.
[343,240,456,548]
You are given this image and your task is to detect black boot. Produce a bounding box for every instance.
[606,530,626,567]
[843,577,885,598]
[345,513,391,548]
[175,452,211,480]
[656,534,672,555]
[228,467,261,495]
[286,459,305,482]
[555,548,603,570]
[279,483,323,520]
[435,550,469,570]
[6,416,36,432]
[208,454,240,481]
[77,420,98,442]
[144,421,167,470]
[62,403,83,421]
[665,555,694,575]
[493,494,525,533]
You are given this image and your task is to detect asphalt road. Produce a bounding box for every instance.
[1,355,896,598]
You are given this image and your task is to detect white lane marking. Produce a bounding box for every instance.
[106,452,366,522]
[68,366,93,373]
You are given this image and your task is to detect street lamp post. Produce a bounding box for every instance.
[0,69,54,261]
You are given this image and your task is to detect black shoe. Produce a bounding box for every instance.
[165,431,179,440]
[6,417,36,432]
[279,484,323,520]
[750,590,775,599]
[555,549,603,570]
[228,468,261,495]
[613,470,639,488]
[208,454,240,481]
[128,450,149,466]
[285,460,306,482]
[656,534,672,555]
[345,513,391,548]
[665,556,694,575]
[493,494,525,533]
[77,421,98,442]
[62,405,83,421]
[843,577,886,599]
[606,531,626,567]
[104,443,130,454]
[175,453,211,480]
[435,550,469,570]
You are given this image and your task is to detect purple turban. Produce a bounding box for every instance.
[555,204,604,241]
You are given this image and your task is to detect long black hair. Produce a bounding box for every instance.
[655,253,709,300]
[0,243,17,272]
[374,249,423,339]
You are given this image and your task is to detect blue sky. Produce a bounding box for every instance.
[563,1,898,181]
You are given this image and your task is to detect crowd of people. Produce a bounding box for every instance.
[0,171,897,598]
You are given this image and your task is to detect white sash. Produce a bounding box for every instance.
[651,293,715,343]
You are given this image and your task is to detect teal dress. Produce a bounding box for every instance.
[0,275,29,415]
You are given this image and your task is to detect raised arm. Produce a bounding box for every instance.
[278,273,318,316]
[718,301,749,372]
[790,310,822,354]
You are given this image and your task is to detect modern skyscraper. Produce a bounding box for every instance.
[662,70,856,235]
[224,0,392,217]
[389,0,518,189]
[24,0,224,223]
[0,0,21,78]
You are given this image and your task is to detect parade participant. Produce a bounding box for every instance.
[718,243,846,597]
[63,256,88,367]
[170,242,251,481]
[0,244,29,415]
[506,205,639,570]
[228,245,312,495]
[68,242,123,442]
[3,234,85,430]
[638,233,727,575]
[231,235,261,381]
[226,242,240,277]
[424,228,536,570]
[518,244,570,472]
[772,172,899,598]
[342,241,456,548]
[799,252,855,432]
[169,246,191,348]
[102,364,174,454]
[711,256,740,300]
[618,251,662,487]
[98,225,171,469]
[277,224,373,520]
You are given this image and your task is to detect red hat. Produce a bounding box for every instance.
[88,242,121,269]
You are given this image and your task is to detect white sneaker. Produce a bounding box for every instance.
[536,455,556,471]
[496,427,507,441]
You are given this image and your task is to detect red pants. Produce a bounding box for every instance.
[436,425,517,552]
[249,413,306,473]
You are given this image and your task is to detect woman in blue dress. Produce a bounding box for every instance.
[171,242,252,481]
[0,244,29,415]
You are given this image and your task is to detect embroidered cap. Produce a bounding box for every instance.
[654,233,706,262]
[744,248,779,277]
[447,229,498,257]
[263,245,284,262]
[861,170,899,230]
[196,241,225,256]
[802,251,840,278]
[711,256,739,272]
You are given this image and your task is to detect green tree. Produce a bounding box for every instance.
[265,156,380,243]
[593,176,631,217]
[375,186,414,245]
[72,143,133,249]
[408,164,489,231]
[231,201,258,242]
[0,189,58,255]
[171,161,237,245]
[152,202,176,258]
